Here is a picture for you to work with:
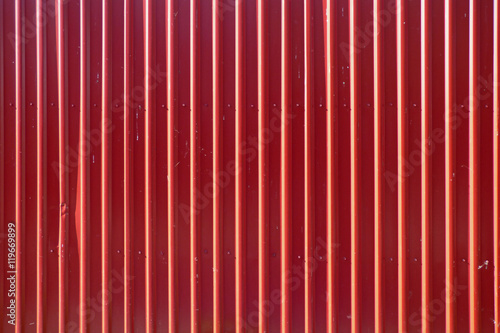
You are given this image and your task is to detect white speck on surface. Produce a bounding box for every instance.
[478,260,489,270]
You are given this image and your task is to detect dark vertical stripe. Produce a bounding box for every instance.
[124,0,134,329]
[444,0,456,330]
[304,0,314,330]
[190,0,200,331]
[281,0,291,331]
[167,0,178,330]
[468,0,480,331]
[257,0,269,331]
[144,0,156,330]
[325,0,338,331]
[101,0,112,330]
[374,0,384,330]
[56,0,68,330]
[235,0,246,331]
[421,0,432,330]
[79,0,89,331]
[36,0,46,330]
[212,0,223,330]
[396,0,408,331]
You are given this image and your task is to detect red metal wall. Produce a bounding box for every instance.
[0,0,499,332]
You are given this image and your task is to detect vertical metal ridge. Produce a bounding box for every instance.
[212,0,223,330]
[235,0,246,330]
[190,0,200,330]
[167,0,178,330]
[144,0,156,329]
[325,0,338,331]
[36,0,46,330]
[124,0,134,329]
[349,0,360,331]
[102,0,112,330]
[79,0,89,331]
[421,0,432,330]
[468,0,480,331]
[374,0,384,330]
[257,0,269,331]
[396,0,407,331]
[281,0,291,331]
[444,0,456,330]
[494,0,500,331]
[15,0,24,331]
[56,0,68,330]
[304,0,315,330]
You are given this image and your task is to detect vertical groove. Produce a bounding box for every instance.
[79,0,89,331]
[468,0,480,331]
[444,0,456,330]
[374,0,383,331]
[325,0,338,331]
[190,0,200,330]
[124,0,134,329]
[421,0,432,330]
[144,0,156,329]
[349,0,360,331]
[167,0,178,330]
[15,0,24,331]
[396,0,407,331]
[304,0,315,331]
[235,0,246,330]
[257,0,269,331]
[281,0,291,331]
[56,0,68,330]
[36,0,46,330]
[494,0,500,331]
[212,0,223,330]
[102,0,111,330]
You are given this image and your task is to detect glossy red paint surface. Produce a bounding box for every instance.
[0,0,498,332]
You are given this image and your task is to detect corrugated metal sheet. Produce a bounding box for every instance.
[0,0,499,332]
